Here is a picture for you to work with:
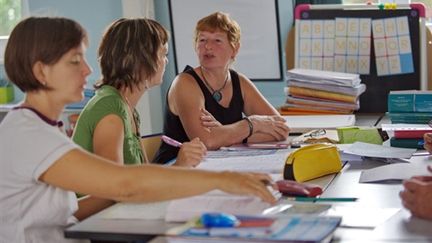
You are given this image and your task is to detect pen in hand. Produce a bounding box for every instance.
[161,135,183,148]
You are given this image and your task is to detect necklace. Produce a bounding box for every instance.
[200,66,229,102]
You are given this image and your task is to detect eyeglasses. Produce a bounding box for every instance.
[304,129,326,138]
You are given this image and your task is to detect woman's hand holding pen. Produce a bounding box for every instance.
[174,137,207,167]
[248,115,290,141]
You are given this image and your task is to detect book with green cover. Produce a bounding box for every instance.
[388,90,432,113]
[390,137,424,149]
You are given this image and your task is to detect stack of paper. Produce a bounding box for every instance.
[284,114,355,133]
[281,68,366,115]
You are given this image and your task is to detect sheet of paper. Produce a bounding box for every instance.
[325,206,400,228]
[344,142,416,159]
[205,148,277,158]
[199,151,289,173]
[97,201,169,220]
[165,194,273,222]
[359,163,430,183]
[284,115,355,133]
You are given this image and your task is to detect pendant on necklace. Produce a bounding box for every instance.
[212,91,222,102]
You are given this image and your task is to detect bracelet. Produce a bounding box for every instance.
[242,116,254,144]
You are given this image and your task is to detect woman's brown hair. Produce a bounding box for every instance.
[5,17,87,92]
[96,18,169,90]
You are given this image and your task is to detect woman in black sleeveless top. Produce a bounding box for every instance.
[154,12,289,164]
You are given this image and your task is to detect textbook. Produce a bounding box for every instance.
[388,90,432,113]
[287,80,366,97]
[390,137,424,149]
[386,112,432,124]
[381,123,432,139]
[287,86,357,103]
[285,95,359,110]
[280,103,353,114]
[167,215,342,243]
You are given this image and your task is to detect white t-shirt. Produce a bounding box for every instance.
[0,109,88,243]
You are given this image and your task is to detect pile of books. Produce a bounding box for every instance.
[385,91,432,148]
[281,69,366,115]
[382,124,432,149]
[387,90,432,124]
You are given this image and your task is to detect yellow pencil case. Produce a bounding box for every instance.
[283,144,342,182]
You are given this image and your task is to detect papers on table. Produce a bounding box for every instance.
[325,206,400,228]
[199,150,289,173]
[205,148,277,158]
[165,193,275,222]
[344,142,416,159]
[284,114,355,133]
[98,201,169,220]
[359,163,430,183]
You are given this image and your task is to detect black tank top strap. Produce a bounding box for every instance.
[228,69,243,107]
[183,65,214,101]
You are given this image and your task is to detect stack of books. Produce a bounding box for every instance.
[387,90,432,124]
[382,124,432,149]
[281,69,366,115]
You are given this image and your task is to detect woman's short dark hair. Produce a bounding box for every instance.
[4,17,87,92]
[95,18,169,90]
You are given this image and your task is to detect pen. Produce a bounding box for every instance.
[161,135,182,148]
[286,197,358,202]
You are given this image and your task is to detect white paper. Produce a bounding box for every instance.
[326,206,400,228]
[344,142,416,159]
[359,163,430,183]
[199,151,289,173]
[284,115,356,133]
[97,201,169,220]
[165,194,272,222]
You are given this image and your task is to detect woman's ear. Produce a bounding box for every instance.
[231,43,240,59]
[32,61,48,86]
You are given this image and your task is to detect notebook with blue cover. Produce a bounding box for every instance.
[167,215,341,243]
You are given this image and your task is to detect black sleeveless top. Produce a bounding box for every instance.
[153,66,244,164]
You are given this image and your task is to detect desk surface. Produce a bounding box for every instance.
[65,114,432,242]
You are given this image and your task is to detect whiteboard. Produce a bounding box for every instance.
[168,0,283,80]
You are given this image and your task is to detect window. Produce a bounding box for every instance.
[0,0,21,36]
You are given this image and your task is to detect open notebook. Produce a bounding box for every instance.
[284,114,355,133]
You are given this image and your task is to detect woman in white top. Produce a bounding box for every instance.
[0,16,276,243]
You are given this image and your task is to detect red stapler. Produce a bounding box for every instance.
[276,180,323,197]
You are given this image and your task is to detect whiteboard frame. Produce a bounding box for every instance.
[168,0,283,81]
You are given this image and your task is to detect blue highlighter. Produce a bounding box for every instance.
[200,213,239,228]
